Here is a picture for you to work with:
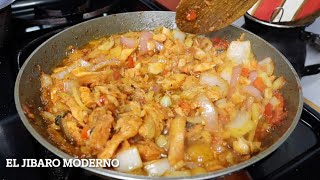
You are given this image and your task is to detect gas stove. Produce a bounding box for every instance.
[1,0,320,180]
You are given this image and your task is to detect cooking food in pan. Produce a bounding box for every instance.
[37,27,287,176]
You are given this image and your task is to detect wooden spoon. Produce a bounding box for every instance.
[176,0,258,34]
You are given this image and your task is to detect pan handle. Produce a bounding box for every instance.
[300,31,320,51]
[301,64,320,77]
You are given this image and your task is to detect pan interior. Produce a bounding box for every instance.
[15,11,302,179]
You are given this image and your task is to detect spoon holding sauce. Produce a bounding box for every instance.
[176,0,258,34]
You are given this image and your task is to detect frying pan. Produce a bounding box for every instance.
[14,11,303,179]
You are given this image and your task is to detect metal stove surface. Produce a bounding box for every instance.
[1,0,320,180]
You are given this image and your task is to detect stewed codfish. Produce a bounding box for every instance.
[39,27,286,176]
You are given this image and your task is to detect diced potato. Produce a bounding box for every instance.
[263,88,272,100]
[258,71,272,87]
[194,47,206,60]
[148,62,165,74]
[272,76,285,90]
[119,48,135,61]
[193,62,216,72]
[168,116,186,166]
[161,74,187,90]
[185,36,193,47]
[153,33,167,42]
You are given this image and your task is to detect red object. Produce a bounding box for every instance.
[155,0,179,11]
[264,103,273,119]
[186,10,197,21]
[212,37,229,50]
[81,127,89,139]
[127,56,134,68]
[241,68,250,77]
[294,0,320,20]
[252,0,285,21]
[253,77,266,92]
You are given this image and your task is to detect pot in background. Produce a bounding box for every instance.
[0,0,14,48]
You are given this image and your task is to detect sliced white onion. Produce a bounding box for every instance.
[230,65,242,87]
[144,158,171,176]
[115,147,143,173]
[160,95,172,107]
[248,70,258,82]
[173,30,186,42]
[243,85,262,100]
[120,36,137,48]
[91,59,120,71]
[197,94,218,131]
[52,60,92,79]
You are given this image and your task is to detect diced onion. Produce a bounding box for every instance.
[227,41,251,65]
[160,95,172,107]
[115,147,143,173]
[173,30,186,42]
[139,31,152,54]
[197,94,218,131]
[243,85,262,100]
[40,74,52,88]
[249,70,257,82]
[120,36,137,48]
[144,158,171,176]
[200,73,228,96]
[227,111,253,137]
[230,65,242,87]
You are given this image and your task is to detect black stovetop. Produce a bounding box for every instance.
[1,0,320,179]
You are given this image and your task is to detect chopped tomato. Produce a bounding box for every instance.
[127,56,134,68]
[264,103,273,120]
[241,68,250,77]
[264,93,287,125]
[81,127,89,139]
[186,10,197,21]
[212,37,229,50]
[253,77,266,92]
